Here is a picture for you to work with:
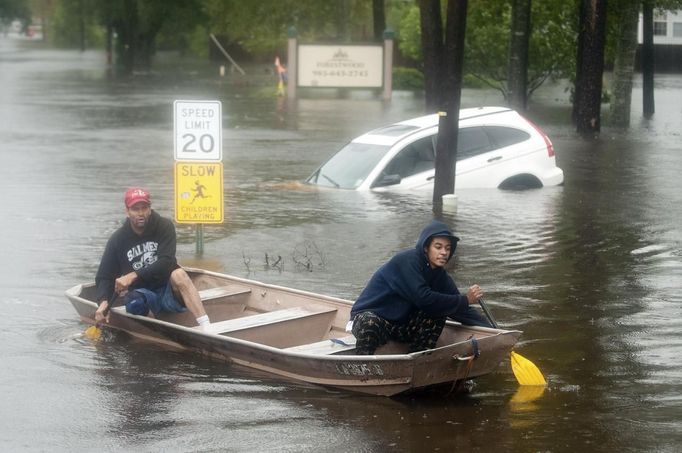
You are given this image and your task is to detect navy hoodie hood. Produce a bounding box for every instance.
[416,220,460,262]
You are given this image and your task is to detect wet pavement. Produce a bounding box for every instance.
[1,37,681,452]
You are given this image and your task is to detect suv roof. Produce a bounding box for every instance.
[356,107,514,146]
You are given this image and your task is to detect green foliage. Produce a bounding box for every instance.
[392,66,423,90]
[466,0,577,99]
[465,0,510,91]
[0,0,29,20]
[202,0,375,58]
[395,0,577,99]
[185,24,210,58]
[462,73,490,89]
[49,0,102,48]
[397,4,421,62]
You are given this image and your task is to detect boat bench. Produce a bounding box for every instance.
[110,285,251,325]
[284,335,357,355]
[202,306,337,336]
[110,285,250,311]
[198,285,251,303]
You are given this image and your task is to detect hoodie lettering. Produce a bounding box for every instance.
[126,241,159,270]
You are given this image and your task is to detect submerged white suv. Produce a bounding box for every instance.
[306,107,564,191]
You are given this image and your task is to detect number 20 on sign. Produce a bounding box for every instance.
[174,100,222,161]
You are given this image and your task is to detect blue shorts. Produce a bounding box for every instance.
[124,282,187,316]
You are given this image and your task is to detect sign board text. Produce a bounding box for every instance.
[174,162,224,224]
[174,100,222,161]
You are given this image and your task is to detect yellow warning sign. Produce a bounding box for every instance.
[174,162,223,224]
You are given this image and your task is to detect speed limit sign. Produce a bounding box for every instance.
[174,100,222,161]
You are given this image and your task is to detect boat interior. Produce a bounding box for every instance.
[79,270,499,356]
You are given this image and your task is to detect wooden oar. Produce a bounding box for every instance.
[478,299,547,386]
[83,292,117,341]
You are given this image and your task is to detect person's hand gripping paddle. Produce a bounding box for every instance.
[83,293,118,341]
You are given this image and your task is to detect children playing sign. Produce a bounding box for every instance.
[174,161,223,224]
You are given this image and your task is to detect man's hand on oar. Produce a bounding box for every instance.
[94,300,111,324]
[84,294,117,341]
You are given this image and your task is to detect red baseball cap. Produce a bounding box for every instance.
[124,187,151,208]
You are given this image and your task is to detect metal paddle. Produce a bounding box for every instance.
[478,299,547,386]
[83,292,118,341]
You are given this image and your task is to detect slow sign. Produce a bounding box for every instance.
[174,100,222,161]
[174,162,224,224]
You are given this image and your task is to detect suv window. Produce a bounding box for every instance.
[457,127,492,160]
[382,136,436,178]
[484,126,530,148]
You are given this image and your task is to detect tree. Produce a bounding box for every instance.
[50,0,101,50]
[0,0,30,24]
[641,1,682,119]
[94,0,205,73]
[608,0,639,127]
[372,0,386,41]
[641,0,655,118]
[202,0,373,57]
[418,0,444,111]
[574,0,608,136]
[456,0,576,102]
[507,0,532,111]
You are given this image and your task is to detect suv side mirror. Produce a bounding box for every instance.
[373,174,401,188]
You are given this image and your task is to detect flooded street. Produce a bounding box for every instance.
[1,37,681,452]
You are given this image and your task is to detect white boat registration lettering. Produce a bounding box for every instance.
[336,363,384,376]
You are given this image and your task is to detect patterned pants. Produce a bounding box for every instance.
[351,311,446,355]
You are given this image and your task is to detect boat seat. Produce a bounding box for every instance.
[108,285,249,308]
[198,285,251,302]
[201,306,337,335]
[108,285,250,312]
[284,335,357,355]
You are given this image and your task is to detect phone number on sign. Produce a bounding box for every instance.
[312,70,369,78]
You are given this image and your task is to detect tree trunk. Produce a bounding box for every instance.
[116,0,138,74]
[418,0,444,111]
[609,1,639,127]
[574,0,608,137]
[433,0,467,206]
[642,0,655,118]
[372,0,386,41]
[106,20,113,65]
[136,32,156,70]
[78,0,85,52]
[338,0,351,42]
[507,0,531,112]
[572,0,585,124]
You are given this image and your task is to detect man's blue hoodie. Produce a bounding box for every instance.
[350,220,475,325]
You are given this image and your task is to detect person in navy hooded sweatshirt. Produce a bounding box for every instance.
[349,220,491,355]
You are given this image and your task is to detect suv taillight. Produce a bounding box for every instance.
[524,117,555,157]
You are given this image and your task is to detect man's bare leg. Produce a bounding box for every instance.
[169,268,209,326]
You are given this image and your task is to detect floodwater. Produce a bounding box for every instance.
[1,38,681,452]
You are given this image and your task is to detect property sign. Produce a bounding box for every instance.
[298,45,383,88]
[174,162,223,224]
[174,100,222,161]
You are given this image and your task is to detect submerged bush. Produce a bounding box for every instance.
[393,67,424,90]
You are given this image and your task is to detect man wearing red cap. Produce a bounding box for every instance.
[94,188,210,329]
